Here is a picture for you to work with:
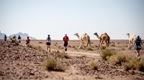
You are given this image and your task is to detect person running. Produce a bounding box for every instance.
[4,34,7,41]
[134,35,142,57]
[63,34,69,51]
[18,35,21,43]
[46,34,51,52]
[26,36,30,46]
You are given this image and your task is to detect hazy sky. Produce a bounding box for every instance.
[0,0,144,40]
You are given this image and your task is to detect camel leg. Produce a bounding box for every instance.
[85,42,88,48]
[128,43,132,49]
[107,40,110,47]
[79,42,82,49]
[88,41,91,48]
[106,41,109,47]
[98,41,101,49]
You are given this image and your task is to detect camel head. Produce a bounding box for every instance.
[74,33,78,36]
[126,33,130,37]
[94,32,98,36]
[126,33,135,39]
[74,33,80,39]
[94,32,99,38]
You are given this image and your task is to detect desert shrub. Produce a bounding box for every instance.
[101,49,116,60]
[45,58,65,72]
[108,55,118,65]
[137,58,144,72]
[124,62,133,71]
[102,49,144,72]
[45,58,56,70]
[108,53,127,66]
[90,61,98,70]
[100,46,106,49]
[124,56,140,71]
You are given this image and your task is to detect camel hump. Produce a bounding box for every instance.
[103,32,107,35]
[128,33,136,38]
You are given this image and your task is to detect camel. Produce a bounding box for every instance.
[74,33,91,49]
[126,33,135,49]
[9,35,19,46]
[94,32,110,48]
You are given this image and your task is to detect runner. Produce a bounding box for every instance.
[46,34,51,52]
[134,35,142,57]
[26,36,30,46]
[4,34,7,41]
[63,34,69,51]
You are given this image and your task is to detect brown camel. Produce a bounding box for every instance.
[94,32,110,47]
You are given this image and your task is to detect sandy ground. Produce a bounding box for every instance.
[21,40,144,57]
[0,40,144,80]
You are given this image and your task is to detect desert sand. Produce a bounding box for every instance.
[0,40,144,80]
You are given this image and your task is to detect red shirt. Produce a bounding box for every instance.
[63,36,69,42]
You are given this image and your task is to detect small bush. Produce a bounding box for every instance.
[45,58,57,70]
[109,53,127,66]
[124,56,140,71]
[108,55,118,65]
[100,46,106,49]
[124,62,133,71]
[90,61,98,70]
[137,58,144,72]
[102,49,144,73]
[45,58,65,72]
[101,49,116,60]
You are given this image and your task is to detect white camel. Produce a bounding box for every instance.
[126,33,136,49]
[74,33,91,49]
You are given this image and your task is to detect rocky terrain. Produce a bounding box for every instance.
[0,40,144,80]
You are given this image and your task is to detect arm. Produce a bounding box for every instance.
[67,37,69,41]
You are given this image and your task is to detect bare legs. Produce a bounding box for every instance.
[136,49,140,57]
[64,46,67,51]
[47,45,51,52]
